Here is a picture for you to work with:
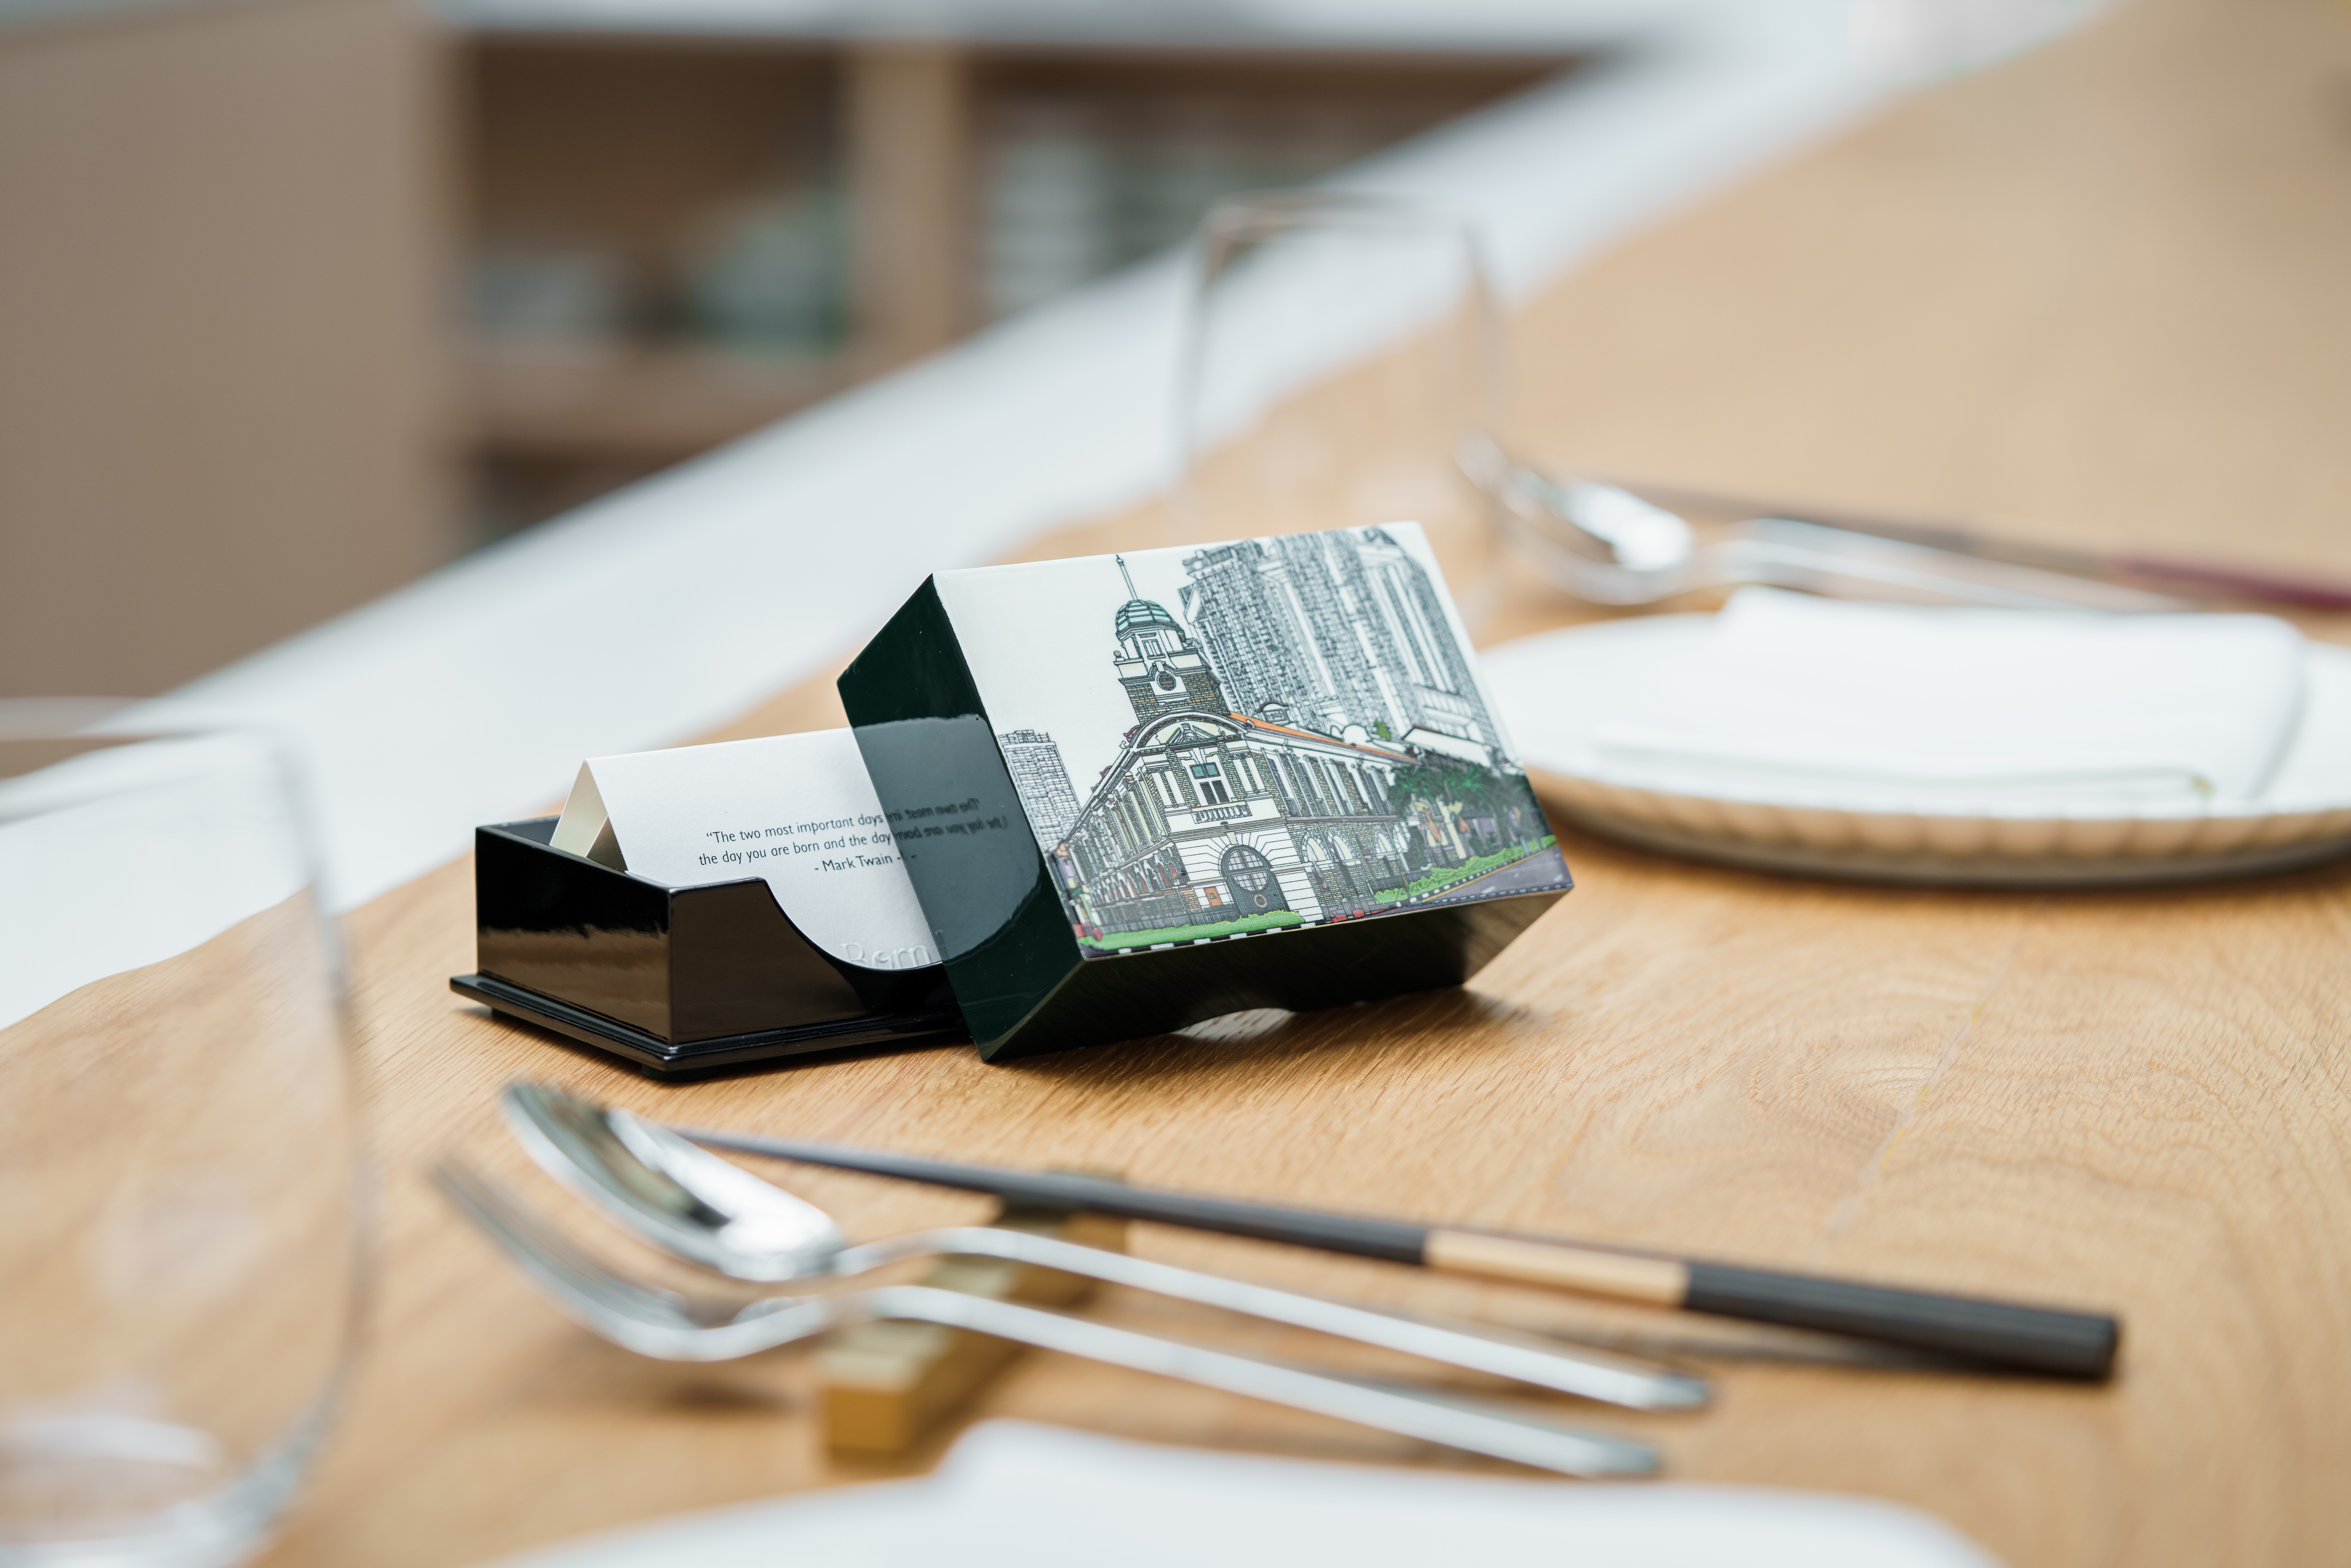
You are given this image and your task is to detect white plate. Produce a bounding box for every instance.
[488,1420,1997,1568]
[1483,616,2351,887]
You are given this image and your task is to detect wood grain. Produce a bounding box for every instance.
[244,0,2351,1562]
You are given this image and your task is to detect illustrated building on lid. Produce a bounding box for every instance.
[1001,530,1556,947]
[838,522,1571,1061]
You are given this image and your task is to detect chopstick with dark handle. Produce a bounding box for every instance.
[673,1125,2120,1381]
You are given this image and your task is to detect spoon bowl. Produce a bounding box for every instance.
[509,1079,845,1280]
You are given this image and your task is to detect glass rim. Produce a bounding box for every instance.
[0,698,311,799]
[1198,188,1473,242]
[0,698,304,765]
[0,696,297,745]
[0,696,143,741]
[1175,186,1503,489]
[0,698,335,912]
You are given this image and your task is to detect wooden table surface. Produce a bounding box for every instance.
[257,1,2351,1561]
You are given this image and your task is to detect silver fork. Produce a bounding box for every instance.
[434,1161,1660,1478]
[1462,438,2179,612]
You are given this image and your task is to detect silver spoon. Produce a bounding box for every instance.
[503,1083,1706,1413]
[433,1160,1659,1478]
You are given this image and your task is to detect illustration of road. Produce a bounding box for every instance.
[1410,845,1573,908]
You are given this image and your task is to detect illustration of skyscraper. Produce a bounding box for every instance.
[1179,539,1323,726]
[996,728,1082,847]
[1179,527,1498,748]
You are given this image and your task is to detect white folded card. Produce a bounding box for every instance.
[1589,588,2309,807]
[551,730,934,971]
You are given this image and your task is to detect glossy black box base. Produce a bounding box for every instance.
[450,972,962,1078]
[455,816,966,1079]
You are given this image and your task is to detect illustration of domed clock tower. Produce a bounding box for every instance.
[1111,555,1228,724]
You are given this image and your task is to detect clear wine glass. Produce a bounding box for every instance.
[1175,190,1503,618]
[0,701,360,1567]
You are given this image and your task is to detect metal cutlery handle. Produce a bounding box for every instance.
[857,1226,1705,1412]
[1719,520,2179,612]
[857,1285,1659,1478]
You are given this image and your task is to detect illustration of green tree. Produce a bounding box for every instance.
[1389,755,1546,861]
[1386,757,1469,819]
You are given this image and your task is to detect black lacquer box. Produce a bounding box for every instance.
[839,525,1574,1063]
[452,817,965,1077]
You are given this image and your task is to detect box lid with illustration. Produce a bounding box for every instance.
[839,524,1572,1061]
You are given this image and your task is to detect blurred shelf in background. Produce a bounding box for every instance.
[466,338,861,455]
[449,22,1575,533]
[971,53,1564,318]
[0,0,1584,694]
[0,0,448,698]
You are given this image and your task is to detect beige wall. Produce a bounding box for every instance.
[0,0,451,697]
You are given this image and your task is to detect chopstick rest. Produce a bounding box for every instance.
[679,1126,2121,1382]
[822,1197,1129,1455]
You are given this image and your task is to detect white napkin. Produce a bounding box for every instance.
[1589,589,2307,807]
[491,1419,2001,1568]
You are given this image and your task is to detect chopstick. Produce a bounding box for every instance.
[673,1125,2120,1381]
